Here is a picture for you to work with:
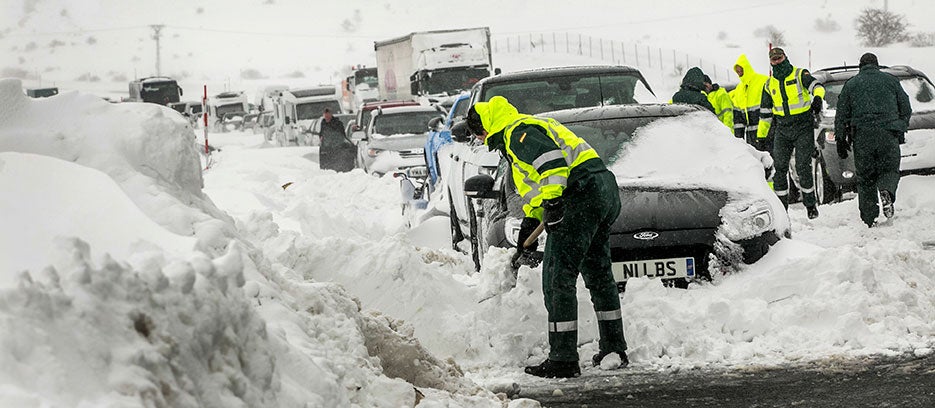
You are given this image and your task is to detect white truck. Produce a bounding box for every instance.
[374,27,493,102]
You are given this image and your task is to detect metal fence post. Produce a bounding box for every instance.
[634,44,639,66]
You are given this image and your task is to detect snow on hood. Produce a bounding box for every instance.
[609,111,790,233]
[0,80,511,407]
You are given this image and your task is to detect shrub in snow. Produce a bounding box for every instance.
[855,8,908,47]
[814,15,840,33]
[907,32,935,48]
[753,25,786,46]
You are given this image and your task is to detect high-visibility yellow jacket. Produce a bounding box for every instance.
[476,96,601,220]
[729,54,770,140]
[705,85,734,129]
[757,59,826,138]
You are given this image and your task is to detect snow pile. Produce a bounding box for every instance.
[0,80,515,407]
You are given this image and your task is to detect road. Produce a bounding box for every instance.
[517,353,935,407]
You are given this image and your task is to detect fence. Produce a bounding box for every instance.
[492,32,737,87]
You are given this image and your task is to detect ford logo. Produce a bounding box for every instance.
[633,231,659,240]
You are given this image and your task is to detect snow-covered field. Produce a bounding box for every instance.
[3,0,935,406]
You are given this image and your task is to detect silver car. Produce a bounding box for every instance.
[355,105,445,176]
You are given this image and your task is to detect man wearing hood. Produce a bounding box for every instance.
[758,47,826,220]
[729,54,771,148]
[833,53,911,227]
[671,67,715,113]
[466,96,628,379]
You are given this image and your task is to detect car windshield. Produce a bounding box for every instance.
[481,73,655,114]
[451,97,471,121]
[562,116,668,165]
[354,69,378,89]
[190,104,203,114]
[372,112,442,135]
[296,101,342,120]
[901,76,935,112]
[216,103,243,117]
[824,75,935,113]
[423,68,488,95]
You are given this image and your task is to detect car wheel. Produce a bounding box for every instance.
[812,155,841,204]
[448,188,464,251]
[467,197,486,272]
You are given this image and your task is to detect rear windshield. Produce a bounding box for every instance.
[372,112,443,135]
[824,75,935,112]
[480,73,655,114]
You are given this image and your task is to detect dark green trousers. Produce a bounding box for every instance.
[771,115,817,207]
[542,169,627,362]
[853,128,901,226]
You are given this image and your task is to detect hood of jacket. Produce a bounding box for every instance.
[734,54,759,86]
[475,96,526,149]
[680,67,706,91]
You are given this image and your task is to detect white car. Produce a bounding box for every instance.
[355,105,445,176]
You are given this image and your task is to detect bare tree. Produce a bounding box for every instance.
[855,8,908,47]
[753,25,786,47]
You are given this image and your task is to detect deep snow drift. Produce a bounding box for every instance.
[0,79,521,407]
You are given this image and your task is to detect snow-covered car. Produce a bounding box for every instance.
[355,105,445,176]
[465,104,788,288]
[810,65,935,203]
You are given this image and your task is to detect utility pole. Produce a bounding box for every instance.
[150,24,164,76]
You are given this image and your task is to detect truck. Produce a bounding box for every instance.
[128,77,183,105]
[343,66,379,112]
[374,27,493,102]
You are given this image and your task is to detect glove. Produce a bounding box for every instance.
[516,217,539,250]
[811,97,823,114]
[542,198,564,231]
[836,138,849,159]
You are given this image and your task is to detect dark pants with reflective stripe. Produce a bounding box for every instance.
[771,114,817,208]
[542,169,627,362]
[854,128,901,226]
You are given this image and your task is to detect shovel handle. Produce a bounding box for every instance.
[523,223,545,249]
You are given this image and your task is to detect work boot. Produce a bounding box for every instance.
[592,350,629,369]
[880,190,895,218]
[524,359,580,378]
[806,205,819,220]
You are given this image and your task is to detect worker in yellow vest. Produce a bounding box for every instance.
[757,47,826,219]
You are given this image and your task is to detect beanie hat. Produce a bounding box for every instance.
[859,52,879,67]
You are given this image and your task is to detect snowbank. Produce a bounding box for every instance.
[0,79,515,407]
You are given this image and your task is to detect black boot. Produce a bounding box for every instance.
[524,359,581,378]
[806,205,819,219]
[880,190,894,218]
[592,350,629,368]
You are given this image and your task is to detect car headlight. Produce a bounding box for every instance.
[504,217,522,246]
[719,199,773,241]
[367,148,384,157]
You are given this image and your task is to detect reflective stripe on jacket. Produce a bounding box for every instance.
[757,66,826,138]
[705,86,734,129]
[502,116,599,219]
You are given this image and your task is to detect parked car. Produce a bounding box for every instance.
[219,111,247,132]
[355,105,445,176]
[241,113,260,132]
[464,104,787,289]
[348,100,421,143]
[809,65,935,203]
[443,65,660,270]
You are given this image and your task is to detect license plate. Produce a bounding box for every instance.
[612,257,695,281]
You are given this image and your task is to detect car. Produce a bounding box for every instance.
[442,65,660,270]
[809,65,935,204]
[219,111,247,132]
[354,105,446,176]
[463,103,787,290]
[168,101,203,126]
[348,100,421,143]
[241,113,260,132]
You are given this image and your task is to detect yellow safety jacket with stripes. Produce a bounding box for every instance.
[757,65,826,138]
[730,54,770,140]
[705,86,734,129]
[476,96,600,221]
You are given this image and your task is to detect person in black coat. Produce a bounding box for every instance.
[319,109,354,172]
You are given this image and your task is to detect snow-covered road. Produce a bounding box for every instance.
[202,130,935,389]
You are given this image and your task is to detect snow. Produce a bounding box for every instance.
[2,1,935,406]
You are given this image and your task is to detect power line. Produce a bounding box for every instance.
[165,25,373,39]
[4,26,148,37]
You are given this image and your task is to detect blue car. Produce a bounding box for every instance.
[424,93,472,187]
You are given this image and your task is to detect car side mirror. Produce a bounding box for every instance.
[450,119,471,143]
[427,116,444,131]
[464,174,498,199]
[179,87,184,96]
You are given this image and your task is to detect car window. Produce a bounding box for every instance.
[451,97,471,121]
[296,100,342,120]
[373,112,442,135]
[481,73,655,114]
